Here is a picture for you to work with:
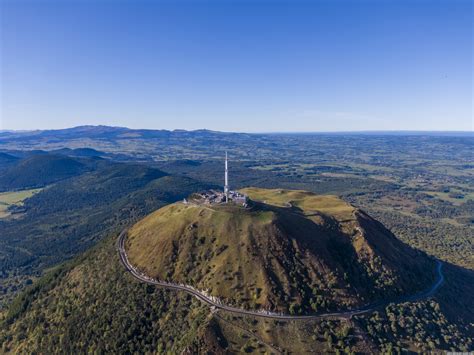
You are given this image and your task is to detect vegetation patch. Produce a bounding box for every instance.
[0,188,42,218]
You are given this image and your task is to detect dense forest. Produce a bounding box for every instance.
[0,158,211,307]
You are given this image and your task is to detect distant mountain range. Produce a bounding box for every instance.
[0,125,234,141]
[1,125,472,139]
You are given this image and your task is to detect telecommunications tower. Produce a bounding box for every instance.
[224,151,229,203]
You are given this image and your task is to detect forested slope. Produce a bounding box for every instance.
[0,155,97,191]
[0,162,212,307]
[1,236,219,354]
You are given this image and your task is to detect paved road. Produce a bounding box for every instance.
[117,229,445,321]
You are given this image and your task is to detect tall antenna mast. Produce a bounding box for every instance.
[224,151,229,203]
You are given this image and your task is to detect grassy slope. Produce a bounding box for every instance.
[126,188,435,314]
[127,203,291,309]
[241,187,355,220]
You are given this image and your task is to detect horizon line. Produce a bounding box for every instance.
[1,124,473,135]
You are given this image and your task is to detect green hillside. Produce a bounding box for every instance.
[0,236,220,354]
[2,188,473,353]
[0,154,93,191]
[0,153,19,169]
[0,228,379,354]
[0,162,211,307]
[126,188,435,314]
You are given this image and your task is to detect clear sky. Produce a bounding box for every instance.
[0,0,472,132]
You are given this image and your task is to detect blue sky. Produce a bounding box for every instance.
[1,0,472,132]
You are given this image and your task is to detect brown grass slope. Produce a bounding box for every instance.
[126,188,435,314]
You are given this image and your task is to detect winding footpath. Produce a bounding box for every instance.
[117,229,445,321]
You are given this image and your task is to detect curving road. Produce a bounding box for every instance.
[117,229,445,321]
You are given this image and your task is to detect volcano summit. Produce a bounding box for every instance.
[123,188,436,315]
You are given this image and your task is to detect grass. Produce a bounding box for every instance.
[126,202,277,309]
[0,188,42,218]
[240,187,355,220]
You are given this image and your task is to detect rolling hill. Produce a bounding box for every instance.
[0,161,212,307]
[0,154,96,191]
[125,188,435,314]
[0,153,19,168]
[50,147,106,157]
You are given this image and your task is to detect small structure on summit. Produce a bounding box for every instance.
[191,152,248,206]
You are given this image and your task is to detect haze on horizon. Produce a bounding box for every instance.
[0,0,472,132]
